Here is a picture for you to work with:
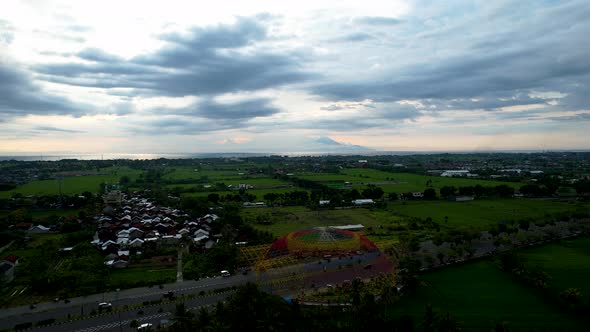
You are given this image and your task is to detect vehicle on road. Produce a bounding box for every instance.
[221,270,231,277]
[98,302,112,309]
[138,323,153,331]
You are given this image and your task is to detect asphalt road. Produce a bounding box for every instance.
[37,292,231,332]
[1,252,386,331]
[0,274,255,331]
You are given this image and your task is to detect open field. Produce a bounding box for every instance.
[243,199,589,240]
[107,266,176,288]
[162,167,249,181]
[392,260,586,331]
[0,209,82,223]
[0,166,142,198]
[388,199,589,229]
[520,237,590,305]
[243,206,403,238]
[181,187,304,200]
[299,168,521,192]
[167,178,288,189]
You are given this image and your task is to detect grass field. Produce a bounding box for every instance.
[107,266,176,288]
[243,199,589,240]
[0,166,142,198]
[162,167,246,181]
[243,206,402,238]
[520,237,590,305]
[392,260,586,331]
[388,199,588,229]
[298,168,521,193]
[181,187,305,200]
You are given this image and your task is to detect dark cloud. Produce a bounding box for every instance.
[0,62,135,118]
[189,98,280,120]
[153,97,280,120]
[311,0,590,115]
[33,126,85,133]
[546,112,590,122]
[35,17,315,97]
[77,48,123,63]
[337,32,375,42]
[320,101,376,111]
[129,97,280,135]
[354,16,401,26]
[159,16,267,49]
[129,116,239,135]
[0,63,88,117]
[320,105,345,111]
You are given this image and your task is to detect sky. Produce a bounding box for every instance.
[0,0,589,154]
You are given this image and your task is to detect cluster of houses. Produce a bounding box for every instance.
[91,194,221,268]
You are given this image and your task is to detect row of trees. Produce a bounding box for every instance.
[160,281,470,332]
[498,251,588,315]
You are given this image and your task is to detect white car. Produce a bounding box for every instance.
[98,302,112,309]
[138,323,153,331]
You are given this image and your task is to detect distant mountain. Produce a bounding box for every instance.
[309,136,373,152]
[315,137,343,146]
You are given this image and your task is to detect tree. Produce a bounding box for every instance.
[349,189,361,200]
[495,185,514,198]
[171,302,195,331]
[559,288,583,310]
[362,186,384,199]
[421,304,436,332]
[388,192,399,201]
[519,184,544,197]
[263,192,280,203]
[437,312,462,332]
[129,319,139,331]
[491,320,510,332]
[456,186,471,196]
[423,188,437,200]
[119,176,131,185]
[440,186,456,198]
[207,193,220,204]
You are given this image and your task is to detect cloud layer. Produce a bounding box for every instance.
[0,0,589,153]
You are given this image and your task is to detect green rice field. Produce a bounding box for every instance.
[391,260,586,331]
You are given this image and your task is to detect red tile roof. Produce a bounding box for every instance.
[4,255,19,264]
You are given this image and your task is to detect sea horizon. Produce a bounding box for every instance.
[1,149,589,161]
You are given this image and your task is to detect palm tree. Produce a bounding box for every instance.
[559,288,582,310]
[172,302,194,331]
[421,304,436,332]
[129,319,139,331]
[491,320,509,332]
[437,312,462,332]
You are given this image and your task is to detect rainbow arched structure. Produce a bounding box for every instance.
[266,227,378,259]
[256,227,394,296]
